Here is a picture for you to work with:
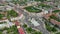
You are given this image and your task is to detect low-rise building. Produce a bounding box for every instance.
[31,18,40,26]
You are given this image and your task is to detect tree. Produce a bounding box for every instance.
[26,27,33,33]
[51,27,57,32]
[0,14,4,19]
[7,10,18,17]
[0,31,2,34]
[23,24,27,28]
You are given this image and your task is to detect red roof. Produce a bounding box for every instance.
[15,21,20,26]
[15,21,25,34]
[18,27,25,34]
[50,19,60,25]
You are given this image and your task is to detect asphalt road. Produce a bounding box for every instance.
[8,3,50,34]
[17,10,50,34]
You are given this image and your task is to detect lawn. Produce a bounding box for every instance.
[0,31,2,34]
[24,6,42,13]
[7,10,18,17]
[52,10,60,13]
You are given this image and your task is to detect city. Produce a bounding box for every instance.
[0,0,60,34]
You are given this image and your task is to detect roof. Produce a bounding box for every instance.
[18,27,25,34]
[15,21,20,26]
[50,19,60,25]
[43,14,51,20]
[31,18,40,26]
[15,21,25,34]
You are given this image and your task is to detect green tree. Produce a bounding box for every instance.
[7,10,18,17]
[0,14,4,19]
[26,27,33,33]
[0,31,2,34]
[23,24,27,28]
[51,27,57,32]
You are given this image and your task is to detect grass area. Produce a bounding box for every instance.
[0,31,2,34]
[38,3,52,8]
[0,14,4,19]
[0,25,18,34]
[56,32,60,34]
[24,6,42,13]
[52,10,60,13]
[7,10,18,17]
[50,15,60,22]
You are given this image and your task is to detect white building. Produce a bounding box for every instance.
[31,18,40,26]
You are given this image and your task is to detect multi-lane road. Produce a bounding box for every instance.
[14,6,50,34]
[8,3,50,34]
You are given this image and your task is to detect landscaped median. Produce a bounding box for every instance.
[52,10,60,13]
[24,6,42,13]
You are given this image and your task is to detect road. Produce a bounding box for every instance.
[8,3,50,34]
[15,7,50,34]
[23,15,50,34]
[9,4,25,34]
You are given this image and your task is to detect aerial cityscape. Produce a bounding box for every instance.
[0,0,60,34]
